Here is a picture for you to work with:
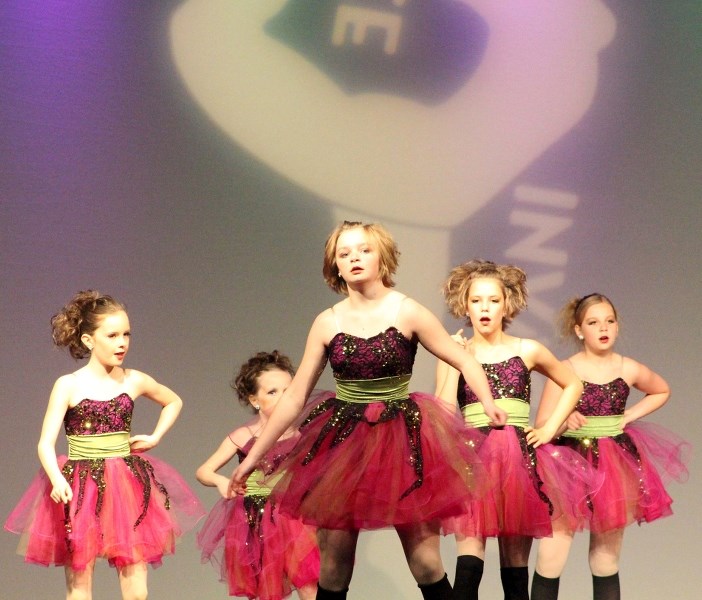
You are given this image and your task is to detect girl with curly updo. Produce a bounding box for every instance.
[531,294,689,600]
[196,350,319,600]
[4,290,204,600]
[435,260,600,600]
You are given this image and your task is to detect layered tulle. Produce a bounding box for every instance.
[4,454,204,570]
[443,426,602,538]
[269,391,486,530]
[559,421,690,533]
[198,495,319,600]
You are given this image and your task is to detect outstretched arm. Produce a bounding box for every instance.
[406,300,506,425]
[230,312,329,496]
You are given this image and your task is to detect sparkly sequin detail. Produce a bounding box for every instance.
[300,327,424,498]
[577,378,629,416]
[60,394,171,551]
[458,356,531,408]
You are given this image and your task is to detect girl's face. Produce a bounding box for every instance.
[335,227,380,286]
[249,368,292,417]
[466,277,506,334]
[575,301,618,352]
[83,310,130,368]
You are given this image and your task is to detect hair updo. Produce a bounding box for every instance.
[50,290,127,359]
[557,293,618,343]
[231,350,295,411]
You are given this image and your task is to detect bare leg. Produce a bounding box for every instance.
[117,562,148,600]
[317,528,358,592]
[296,582,318,600]
[65,562,94,600]
[589,529,623,577]
[396,521,445,585]
[534,526,575,578]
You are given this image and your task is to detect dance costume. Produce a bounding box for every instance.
[559,372,689,532]
[445,354,600,538]
[197,435,319,600]
[5,394,204,570]
[269,307,485,530]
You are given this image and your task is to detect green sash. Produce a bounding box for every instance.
[462,398,529,428]
[562,415,624,439]
[335,374,411,404]
[67,431,130,459]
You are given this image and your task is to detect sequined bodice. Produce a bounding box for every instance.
[577,378,629,416]
[328,327,417,380]
[459,356,531,408]
[64,393,133,436]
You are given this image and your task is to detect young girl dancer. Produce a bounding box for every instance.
[531,293,689,600]
[196,350,319,600]
[230,221,508,600]
[435,260,599,600]
[4,290,204,600]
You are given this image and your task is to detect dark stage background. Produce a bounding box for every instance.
[1,1,699,598]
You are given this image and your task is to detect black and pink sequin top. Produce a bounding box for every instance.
[458,356,531,409]
[64,393,133,436]
[577,379,629,417]
[327,327,417,381]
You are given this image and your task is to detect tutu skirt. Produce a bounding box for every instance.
[4,454,204,570]
[198,495,319,600]
[443,425,602,538]
[559,421,690,532]
[270,391,486,530]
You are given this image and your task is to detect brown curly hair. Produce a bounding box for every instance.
[231,350,295,411]
[322,221,400,294]
[442,260,528,329]
[50,290,127,359]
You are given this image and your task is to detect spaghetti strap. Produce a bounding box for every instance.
[330,305,342,333]
[565,358,581,380]
[392,294,407,327]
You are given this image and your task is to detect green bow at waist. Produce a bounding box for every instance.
[462,398,530,428]
[562,415,624,439]
[67,431,131,459]
[335,374,411,404]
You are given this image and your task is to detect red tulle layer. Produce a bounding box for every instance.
[269,391,487,530]
[198,496,319,600]
[565,421,690,533]
[4,455,204,570]
[443,426,602,539]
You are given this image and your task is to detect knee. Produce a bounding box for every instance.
[588,550,619,577]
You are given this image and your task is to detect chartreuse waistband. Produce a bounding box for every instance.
[67,431,131,459]
[245,469,284,497]
[335,374,411,404]
[462,398,529,428]
[562,415,624,439]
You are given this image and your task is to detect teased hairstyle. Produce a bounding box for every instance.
[558,293,618,343]
[322,221,400,294]
[231,350,295,411]
[51,290,127,359]
[442,259,528,328]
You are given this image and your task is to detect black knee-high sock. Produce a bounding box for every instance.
[418,573,453,600]
[593,573,620,600]
[531,571,560,600]
[453,555,484,600]
[316,583,349,599]
[500,566,529,600]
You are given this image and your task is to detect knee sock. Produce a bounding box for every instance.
[453,555,484,600]
[418,573,453,600]
[593,573,620,600]
[500,566,529,600]
[531,571,560,600]
[316,583,348,599]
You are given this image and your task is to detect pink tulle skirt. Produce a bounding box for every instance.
[269,391,486,530]
[559,421,690,533]
[4,454,205,571]
[198,495,319,600]
[443,426,602,539]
